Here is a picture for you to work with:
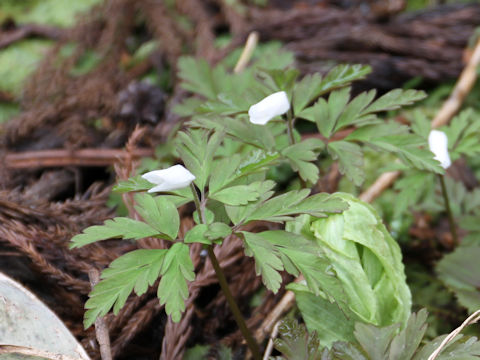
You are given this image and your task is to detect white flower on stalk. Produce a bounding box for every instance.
[428,130,451,169]
[142,165,195,193]
[248,91,290,125]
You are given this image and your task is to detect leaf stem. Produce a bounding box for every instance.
[438,175,458,246]
[189,184,262,359]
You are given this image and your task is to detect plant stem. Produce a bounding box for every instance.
[286,111,296,145]
[438,175,458,246]
[190,184,262,360]
[207,246,262,360]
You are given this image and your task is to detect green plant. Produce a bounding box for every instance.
[71,45,447,357]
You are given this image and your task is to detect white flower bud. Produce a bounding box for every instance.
[248,91,290,125]
[428,130,451,169]
[142,165,196,193]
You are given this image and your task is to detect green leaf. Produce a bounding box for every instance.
[366,134,443,174]
[319,64,371,97]
[360,89,426,115]
[184,224,211,245]
[274,319,323,360]
[83,249,166,328]
[178,57,219,100]
[210,182,262,205]
[71,217,159,248]
[113,175,153,193]
[241,231,284,292]
[176,129,223,191]
[293,73,324,114]
[414,334,480,360]
[288,283,357,346]
[134,193,180,240]
[204,222,232,240]
[310,193,412,330]
[354,322,401,360]
[389,309,428,360]
[282,139,324,183]
[158,243,195,322]
[328,141,365,186]
[436,245,480,313]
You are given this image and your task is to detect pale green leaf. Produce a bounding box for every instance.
[134,193,180,240]
[83,249,166,328]
[158,243,195,322]
[184,224,211,245]
[71,217,159,248]
[327,141,365,186]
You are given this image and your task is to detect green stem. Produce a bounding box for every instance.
[189,184,262,360]
[438,175,458,246]
[286,111,296,145]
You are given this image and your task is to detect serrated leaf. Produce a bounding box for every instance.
[176,129,223,191]
[205,222,232,240]
[389,309,428,360]
[282,139,324,183]
[83,249,166,328]
[274,318,323,360]
[319,64,371,97]
[158,243,195,322]
[241,231,284,292]
[361,89,426,115]
[328,141,365,186]
[184,224,211,245]
[436,245,480,313]
[414,334,480,360]
[178,57,219,100]
[354,322,401,360]
[367,135,443,174]
[113,175,153,193]
[134,193,180,240]
[293,73,324,114]
[210,182,262,205]
[71,217,159,248]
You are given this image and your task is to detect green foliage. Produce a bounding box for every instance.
[274,319,323,360]
[70,217,160,248]
[287,193,411,345]
[157,242,195,322]
[242,230,338,295]
[134,193,180,240]
[276,310,480,360]
[436,245,480,313]
[0,0,100,27]
[84,249,166,328]
[0,39,53,96]
[176,129,223,191]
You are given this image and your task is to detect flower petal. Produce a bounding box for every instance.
[428,130,451,169]
[248,91,290,125]
[142,164,196,192]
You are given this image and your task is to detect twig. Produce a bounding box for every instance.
[0,24,64,49]
[359,171,401,203]
[428,309,480,360]
[88,269,112,360]
[431,38,480,128]
[262,321,280,360]
[4,148,154,168]
[234,32,259,74]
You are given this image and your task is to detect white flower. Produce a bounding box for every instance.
[142,165,196,193]
[248,91,290,125]
[428,130,451,169]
